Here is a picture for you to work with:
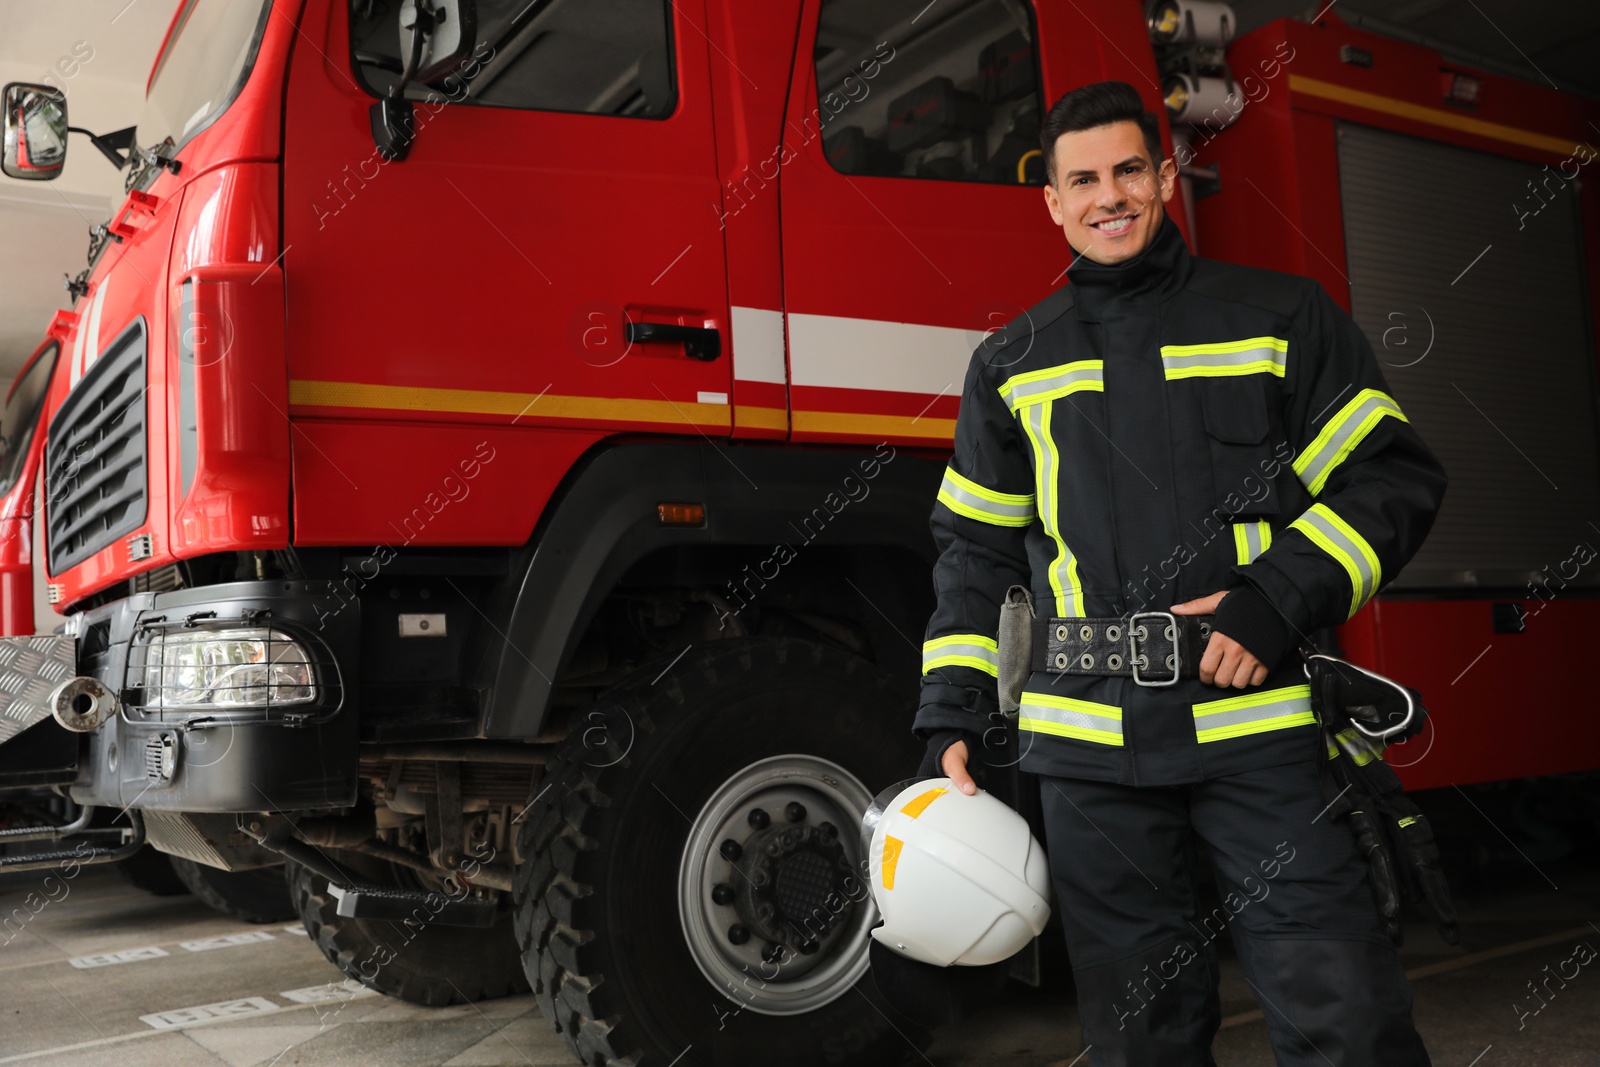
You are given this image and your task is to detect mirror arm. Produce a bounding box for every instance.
[67,125,135,170]
[368,2,431,162]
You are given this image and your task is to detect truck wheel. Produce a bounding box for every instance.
[513,638,929,1067]
[115,846,190,897]
[287,849,530,1006]
[170,857,298,924]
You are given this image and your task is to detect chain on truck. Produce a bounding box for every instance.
[0,1,1596,1064]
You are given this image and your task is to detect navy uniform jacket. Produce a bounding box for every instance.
[913,214,1447,787]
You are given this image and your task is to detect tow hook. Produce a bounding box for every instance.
[49,676,118,732]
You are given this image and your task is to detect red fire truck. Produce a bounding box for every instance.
[0,1,1595,1064]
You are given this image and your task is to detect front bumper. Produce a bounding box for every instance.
[0,580,359,813]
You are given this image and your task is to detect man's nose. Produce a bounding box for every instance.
[1093,183,1125,213]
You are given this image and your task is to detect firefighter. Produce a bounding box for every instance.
[914,81,1445,1066]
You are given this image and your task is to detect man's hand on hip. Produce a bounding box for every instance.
[1171,590,1269,689]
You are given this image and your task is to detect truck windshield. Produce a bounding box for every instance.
[0,344,58,496]
[136,0,273,157]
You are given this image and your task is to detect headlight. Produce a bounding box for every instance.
[143,627,317,710]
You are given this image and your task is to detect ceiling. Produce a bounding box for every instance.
[1230,0,1600,99]
[0,1,172,383]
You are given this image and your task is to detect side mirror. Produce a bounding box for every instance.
[373,0,476,161]
[400,0,477,85]
[2,83,69,181]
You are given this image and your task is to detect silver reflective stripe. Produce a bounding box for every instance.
[1018,691,1123,746]
[1192,684,1316,743]
[1289,503,1381,618]
[1234,520,1270,564]
[998,361,1104,412]
[922,634,1000,677]
[936,467,1033,527]
[1160,337,1288,379]
[1019,401,1085,615]
[1294,388,1407,496]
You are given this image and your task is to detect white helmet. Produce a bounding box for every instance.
[860,778,1052,967]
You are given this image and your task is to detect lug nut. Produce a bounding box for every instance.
[820,821,837,838]
[711,883,734,905]
[720,839,742,861]
[762,942,784,964]
[747,808,770,829]
[728,924,750,945]
[785,802,807,823]
[799,940,820,955]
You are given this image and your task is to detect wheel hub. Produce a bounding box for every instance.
[678,754,876,1016]
[734,820,854,952]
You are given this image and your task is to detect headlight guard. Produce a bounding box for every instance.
[126,623,337,720]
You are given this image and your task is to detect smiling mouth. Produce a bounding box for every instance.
[1090,212,1139,235]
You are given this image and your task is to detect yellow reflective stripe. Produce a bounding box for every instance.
[936,466,1034,527]
[1233,520,1271,564]
[922,634,1000,677]
[1018,400,1085,616]
[1197,711,1318,743]
[1018,691,1123,746]
[1331,726,1386,766]
[997,360,1104,412]
[1160,337,1288,379]
[1289,503,1382,618]
[1293,388,1409,496]
[1192,684,1315,743]
[899,787,947,818]
[881,835,903,889]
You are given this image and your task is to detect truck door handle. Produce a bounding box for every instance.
[624,321,721,361]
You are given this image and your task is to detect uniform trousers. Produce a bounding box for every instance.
[1036,758,1431,1066]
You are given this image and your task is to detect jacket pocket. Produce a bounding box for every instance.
[1199,377,1281,518]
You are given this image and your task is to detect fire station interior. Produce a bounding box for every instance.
[2,1,1600,1066]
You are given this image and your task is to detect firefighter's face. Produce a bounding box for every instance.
[1044,121,1176,265]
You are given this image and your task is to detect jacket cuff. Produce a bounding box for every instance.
[913,682,998,739]
[917,728,982,778]
[1211,583,1297,671]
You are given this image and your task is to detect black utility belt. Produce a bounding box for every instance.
[1029,611,1211,686]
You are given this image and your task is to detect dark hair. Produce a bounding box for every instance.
[1039,81,1164,186]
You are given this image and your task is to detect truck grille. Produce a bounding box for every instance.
[46,319,149,574]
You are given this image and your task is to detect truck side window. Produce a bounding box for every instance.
[350,0,676,119]
[815,0,1044,184]
[0,343,57,496]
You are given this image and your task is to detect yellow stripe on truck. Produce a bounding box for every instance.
[289,379,732,429]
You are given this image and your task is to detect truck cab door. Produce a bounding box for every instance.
[778,0,1080,447]
[285,0,732,441]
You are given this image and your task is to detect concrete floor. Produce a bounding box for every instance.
[0,861,1596,1066]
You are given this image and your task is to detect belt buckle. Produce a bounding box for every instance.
[1128,611,1179,687]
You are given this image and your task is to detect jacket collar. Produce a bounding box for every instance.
[1065,211,1191,321]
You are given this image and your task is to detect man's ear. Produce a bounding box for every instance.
[1157,157,1178,204]
[1044,180,1065,226]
